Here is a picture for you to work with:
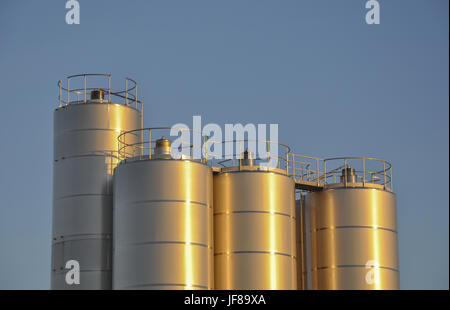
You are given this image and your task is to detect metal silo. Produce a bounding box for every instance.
[51,74,142,289]
[212,142,297,290]
[303,158,399,290]
[113,130,214,290]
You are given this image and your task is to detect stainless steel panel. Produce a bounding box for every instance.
[54,103,140,159]
[304,187,399,290]
[214,253,296,290]
[113,159,213,290]
[213,171,297,290]
[52,102,140,290]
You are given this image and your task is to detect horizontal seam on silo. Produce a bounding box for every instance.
[214,210,294,218]
[214,251,295,258]
[121,283,209,289]
[52,269,111,274]
[129,199,209,207]
[54,153,118,161]
[52,233,111,243]
[311,265,399,272]
[54,193,112,201]
[119,241,210,248]
[55,128,126,135]
[311,226,398,233]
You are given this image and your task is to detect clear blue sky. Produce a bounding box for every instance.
[0,0,448,289]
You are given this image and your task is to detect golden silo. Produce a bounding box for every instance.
[303,159,399,290]
[213,147,297,290]
[52,74,142,290]
[113,132,214,290]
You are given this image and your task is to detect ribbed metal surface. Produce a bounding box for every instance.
[295,197,306,290]
[52,103,140,290]
[304,187,399,290]
[214,171,297,290]
[113,159,213,290]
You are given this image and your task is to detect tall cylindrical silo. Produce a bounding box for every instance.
[304,160,399,290]
[51,74,142,289]
[113,135,214,290]
[213,155,297,289]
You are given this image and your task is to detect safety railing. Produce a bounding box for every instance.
[116,129,393,190]
[287,153,324,186]
[322,157,393,191]
[287,154,393,191]
[203,139,291,172]
[117,127,207,163]
[57,73,143,112]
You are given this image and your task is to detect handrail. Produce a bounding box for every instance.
[57,73,143,112]
[322,157,392,191]
[116,128,393,191]
[204,139,291,172]
[288,153,324,186]
[287,154,393,191]
[117,127,207,163]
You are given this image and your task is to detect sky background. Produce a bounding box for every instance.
[0,0,448,289]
